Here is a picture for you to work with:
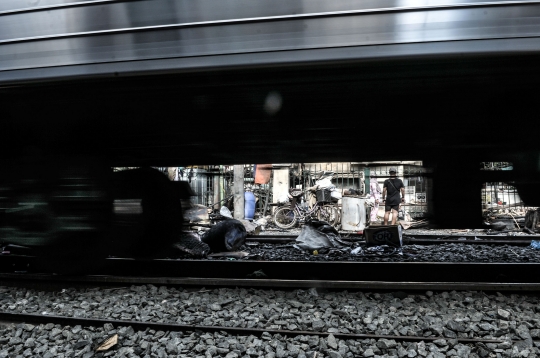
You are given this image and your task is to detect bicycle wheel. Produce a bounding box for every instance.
[273,206,298,229]
[318,205,340,227]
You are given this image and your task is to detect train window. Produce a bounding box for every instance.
[480,162,513,171]
[170,162,430,222]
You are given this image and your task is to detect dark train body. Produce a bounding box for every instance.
[0,166,184,271]
[2,0,540,265]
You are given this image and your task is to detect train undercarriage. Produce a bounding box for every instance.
[2,0,540,270]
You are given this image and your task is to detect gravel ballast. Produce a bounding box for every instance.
[1,285,540,356]
[170,242,540,263]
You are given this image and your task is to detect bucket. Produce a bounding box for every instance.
[244,191,256,220]
[341,197,366,231]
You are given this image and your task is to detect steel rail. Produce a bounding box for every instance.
[248,233,539,239]
[1,273,540,291]
[0,0,138,16]
[246,234,538,245]
[402,234,538,239]
[404,237,534,245]
[0,311,507,344]
[247,238,534,245]
[1,0,539,45]
[248,233,540,238]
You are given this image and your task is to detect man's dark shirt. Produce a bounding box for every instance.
[383,178,404,205]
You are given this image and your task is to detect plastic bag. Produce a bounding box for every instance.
[293,221,346,251]
[317,171,335,180]
[315,178,333,189]
[220,206,233,218]
[530,240,540,250]
[278,193,289,204]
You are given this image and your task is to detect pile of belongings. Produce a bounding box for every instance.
[343,188,362,196]
[524,208,540,234]
[312,171,342,201]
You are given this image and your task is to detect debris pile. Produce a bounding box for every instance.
[174,218,249,257]
[524,208,540,234]
[398,219,428,230]
[293,221,351,252]
[484,207,540,234]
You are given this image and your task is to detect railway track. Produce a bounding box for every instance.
[1,259,540,291]
[0,273,525,357]
[2,233,540,291]
[247,234,540,246]
[0,311,508,346]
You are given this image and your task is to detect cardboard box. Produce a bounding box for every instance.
[365,224,402,247]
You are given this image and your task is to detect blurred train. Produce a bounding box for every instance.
[0,165,184,271]
[2,0,540,265]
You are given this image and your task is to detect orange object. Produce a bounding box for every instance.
[254,164,272,184]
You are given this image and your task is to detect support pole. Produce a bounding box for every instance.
[272,168,290,214]
[234,165,245,220]
[364,167,370,194]
[213,173,221,212]
[263,179,271,217]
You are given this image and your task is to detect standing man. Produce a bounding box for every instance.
[382,167,405,225]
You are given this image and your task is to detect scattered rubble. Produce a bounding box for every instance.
[482,207,540,235]
[525,209,540,234]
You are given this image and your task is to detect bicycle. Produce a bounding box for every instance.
[273,190,340,229]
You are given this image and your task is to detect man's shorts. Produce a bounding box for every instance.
[385,204,399,212]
